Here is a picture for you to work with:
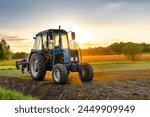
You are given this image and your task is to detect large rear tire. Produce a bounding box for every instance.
[52,64,68,84]
[29,53,47,80]
[79,63,94,82]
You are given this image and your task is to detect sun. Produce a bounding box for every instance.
[51,18,92,44]
[69,26,92,45]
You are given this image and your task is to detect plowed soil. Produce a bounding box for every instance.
[0,70,150,100]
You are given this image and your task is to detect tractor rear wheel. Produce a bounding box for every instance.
[79,63,94,82]
[52,64,68,84]
[29,53,47,80]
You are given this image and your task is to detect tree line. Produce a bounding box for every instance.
[82,42,150,60]
[0,39,150,61]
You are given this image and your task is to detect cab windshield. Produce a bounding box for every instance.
[54,33,69,49]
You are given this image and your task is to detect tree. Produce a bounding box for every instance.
[141,42,150,53]
[0,39,12,60]
[122,42,143,61]
[12,52,29,59]
[108,42,125,54]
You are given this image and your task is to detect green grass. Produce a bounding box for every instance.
[0,87,37,100]
[0,65,30,78]
[0,59,17,66]
[91,61,150,72]
[0,66,16,70]
[0,69,31,78]
[0,61,150,78]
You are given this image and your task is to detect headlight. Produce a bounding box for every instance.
[71,57,74,61]
[70,57,78,61]
[75,57,78,61]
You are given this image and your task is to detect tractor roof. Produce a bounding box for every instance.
[36,29,67,36]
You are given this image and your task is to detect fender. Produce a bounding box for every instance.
[29,50,46,61]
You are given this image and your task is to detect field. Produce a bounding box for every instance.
[0,54,150,99]
[82,54,150,62]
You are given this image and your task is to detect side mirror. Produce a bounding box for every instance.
[71,32,75,40]
[33,37,36,39]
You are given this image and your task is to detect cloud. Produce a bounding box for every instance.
[106,3,121,9]
[134,7,142,10]
[0,31,26,42]
[0,30,32,52]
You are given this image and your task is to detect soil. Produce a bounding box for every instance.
[0,70,150,100]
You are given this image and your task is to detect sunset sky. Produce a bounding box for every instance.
[0,0,150,52]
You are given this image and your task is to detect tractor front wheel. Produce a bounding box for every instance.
[79,63,94,82]
[52,64,68,84]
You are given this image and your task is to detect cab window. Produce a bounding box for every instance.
[42,34,47,49]
[48,32,53,49]
[33,35,42,50]
[53,33,69,49]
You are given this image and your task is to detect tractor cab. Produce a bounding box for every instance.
[32,28,79,65]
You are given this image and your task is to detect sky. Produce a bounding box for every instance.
[0,0,150,52]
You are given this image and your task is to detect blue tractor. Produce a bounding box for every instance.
[16,26,94,84]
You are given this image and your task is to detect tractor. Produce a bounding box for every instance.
[16,26,94,84]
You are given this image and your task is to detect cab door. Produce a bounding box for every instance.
[53,33,70,64]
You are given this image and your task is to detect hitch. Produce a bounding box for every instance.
[16,59,29,74]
